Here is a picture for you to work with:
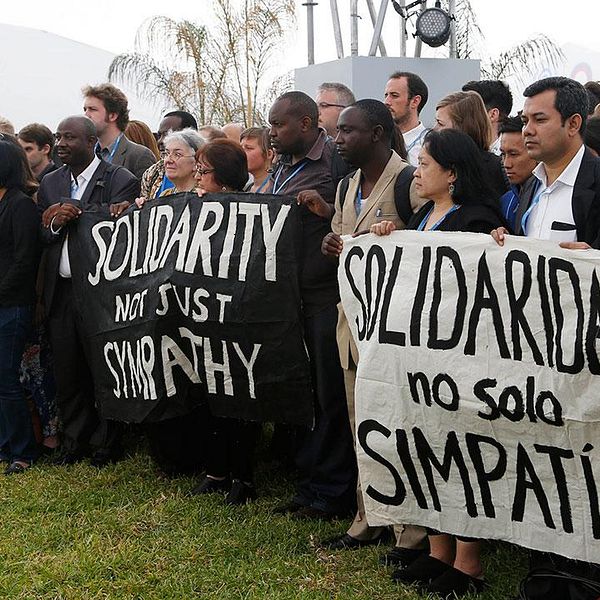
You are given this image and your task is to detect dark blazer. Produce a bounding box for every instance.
[111,136,157,180]
[514,147,600,248]
[0,188,40,307]
[37,159,140,311]
[408,200,505,234]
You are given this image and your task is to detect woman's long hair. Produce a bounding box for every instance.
[0,137,38,196]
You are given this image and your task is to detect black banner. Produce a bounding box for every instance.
[69,192,314,425]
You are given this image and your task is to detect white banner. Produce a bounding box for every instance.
[339,230,600,563]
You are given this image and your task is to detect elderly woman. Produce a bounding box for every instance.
[135,128,204,207]
[0,140,41,474]
[190,139,259,505]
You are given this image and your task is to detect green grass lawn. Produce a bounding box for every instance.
[0,449,527,599]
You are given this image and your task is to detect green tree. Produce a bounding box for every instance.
[108,0,295,127]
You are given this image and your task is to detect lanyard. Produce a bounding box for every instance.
[255,175,270,194]
[406,127,427,155]
[417,204,460,231]
[96,133,123,163]
[355,185,365,216]
[272,160,308,194]
[520,178,544,234]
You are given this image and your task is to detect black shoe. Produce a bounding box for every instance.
[273,500,305,515]
[321,533,385,551]
[191,475,230,496]
[4,461,32,475]
[50,452,84,466]
[425,566,485,598]
[380,547,427,568]
[225,480,257,505]
[391,554,451,585]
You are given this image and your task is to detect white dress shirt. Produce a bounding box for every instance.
[57,156,102,278]
[524,144,585,242]
[403,122,428,166]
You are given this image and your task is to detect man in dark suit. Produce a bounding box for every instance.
[83,83,156,179]
[38,115,139,466]
[493,76,600,250]
[492,77,600,592]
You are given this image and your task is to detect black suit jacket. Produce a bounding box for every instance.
[37,159,140,311]
[110,136,157,180]
[514,147,600,248]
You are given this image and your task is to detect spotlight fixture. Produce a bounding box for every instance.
[415,2,452,47]
[391,0,453,49]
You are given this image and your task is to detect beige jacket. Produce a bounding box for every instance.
[332,150,422,369]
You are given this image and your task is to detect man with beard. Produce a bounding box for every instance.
[384,71,429,166]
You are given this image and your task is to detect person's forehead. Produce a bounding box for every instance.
[338,106,364,126]
[317,89,338,102]
[165,138,190,151]
[523,89,557,114]
[385,77,407,93]
[269,99,294,119]
[84,95,103,107]
[57,119,84,135]
[500,131,524,147]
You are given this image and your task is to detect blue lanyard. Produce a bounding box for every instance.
[417,204,460,231]
[96,133,123,163]
[406,127,427,154]
[520,178,544,234]
[355,185,363,216]
[255,175,270,194]
[272,160,308,194]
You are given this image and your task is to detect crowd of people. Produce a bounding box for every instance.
[1,71,600,599]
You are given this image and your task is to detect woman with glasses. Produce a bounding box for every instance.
[0,140,41,474]
[194,138,249,195]
[135,128,204,207]
[190,139,259,505]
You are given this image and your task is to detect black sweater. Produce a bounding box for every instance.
[0,188,41,307]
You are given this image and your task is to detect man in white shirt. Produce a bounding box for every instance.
[493,76,600,250]
[383,71,429,166]
[38,115,139,467]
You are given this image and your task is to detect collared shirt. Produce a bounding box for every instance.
[402,122,427,166]
[265,128,351,315]
[95,133,123,163]
[489,136,501,156]
[525,144,585,242]
[58,155,102,278]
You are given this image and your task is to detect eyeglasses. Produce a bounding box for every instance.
[195,166,215,176]
[317,102,347,109]
[161,150,196,161]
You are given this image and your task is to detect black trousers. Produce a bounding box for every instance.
[47,278,121,456]
[292,303,357,514]
[204,414,260,483]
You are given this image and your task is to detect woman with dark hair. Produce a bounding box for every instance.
[191,139,260,505]
[434,91,509,203]
[0,140,41,474]
[371,129,505,598]
[194,139,249,195]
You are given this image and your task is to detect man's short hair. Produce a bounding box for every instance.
[0,116,15,136]
[462,80,513,119]
[82,83,130,131]
[388,71,429,114]
[585,116,600,155]
[524,76,588,135]
[317,82,356,107]
[275,91,319,127]
[164,111,198,130]
[18,123,55,150]
[584,81,600,116]
[498,115,523,135]
[352,99,396,146]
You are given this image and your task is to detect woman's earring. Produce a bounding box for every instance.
[222,186,227,191]
[449,183,455,197]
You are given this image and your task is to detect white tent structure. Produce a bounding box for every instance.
[0,23,161,131]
